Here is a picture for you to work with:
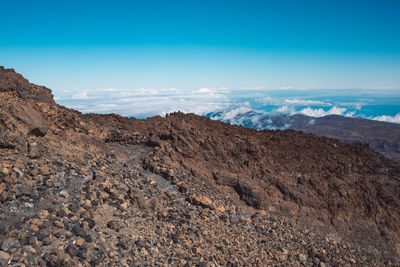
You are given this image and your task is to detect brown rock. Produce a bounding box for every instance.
[0,251,12,265]
[54,221,64,228]
[29,218,43,225]
[10,102,49,136]
[0,183,6,195]
[190,195,213,208]
[37,209,49,218]
[39,165,51,176]
[2,168,9,175]
[75,237,84,247]
[120,202,129,210]
[214,205,226,213]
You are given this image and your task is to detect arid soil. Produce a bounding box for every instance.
[1,66,400,266]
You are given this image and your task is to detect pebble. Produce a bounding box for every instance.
[75,238,85,247]
[53,221,64,228]
[0,251,12,265]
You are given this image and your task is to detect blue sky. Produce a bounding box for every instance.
[1,0,400,91]
[1,0,400,123]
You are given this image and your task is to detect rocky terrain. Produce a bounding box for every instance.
[1,66,400,266]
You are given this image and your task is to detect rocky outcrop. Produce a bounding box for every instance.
[0,67,400,266]
[0,67,54,103]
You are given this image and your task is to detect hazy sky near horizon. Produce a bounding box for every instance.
[1,0,400,93]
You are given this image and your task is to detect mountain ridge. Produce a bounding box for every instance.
[206,110,400,163]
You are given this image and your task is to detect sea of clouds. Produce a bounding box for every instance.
[56,87,400,129]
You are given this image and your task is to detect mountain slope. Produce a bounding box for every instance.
[289,114,400,163]
[207,110,400,163]
[1,67,400,266]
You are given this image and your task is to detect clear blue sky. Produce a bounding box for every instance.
[1,0,400,92]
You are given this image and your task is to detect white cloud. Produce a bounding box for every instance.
[71,91,90,100]
[275,105,292,114]
[283,99,328,106]
[56,88,400,126]
[198,88,212,93]
[372,113,400,123]
[297,106,348,117]
[216,106,254,121]
[258,97,328,107]
[97,88,119,92]
[258,97,281,105]
[240,86,306,90]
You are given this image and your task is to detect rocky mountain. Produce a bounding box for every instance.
[207,111,400,163]
[1,66,400,266]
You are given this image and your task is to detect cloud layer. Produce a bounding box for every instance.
[56,88,400,126]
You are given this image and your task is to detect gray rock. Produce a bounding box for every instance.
[1,238,20,252]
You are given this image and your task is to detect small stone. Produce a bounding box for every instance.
[71,225,90,241]
[2,168,9,175]
[28,141,41,158]
[298,253,308,263]
[75,238,84,247]
[214,205,226,213]
[107,221,119,231]
[82,218,95,229]
[42,237,52,246]
[36,228,51,240]
[313,257,320,264]
[240,217,252,224]
[116,240,127,250]
[59,190,69,198]
[39,165,51,176]
[171,232,180,243]
[37,210,49,218]
[31,225,40,232]
[120,202,128,210]
[1,238,20,251]
[190,195,213,208]
[0,183,6,195]
[29,218,43,225]
[66,245,79,257]
[54,221,64,228]
[24,245,36,253]
[0,251,12,265]
[60,253,72,264]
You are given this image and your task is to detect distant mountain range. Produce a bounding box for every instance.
[206,111,400,163]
